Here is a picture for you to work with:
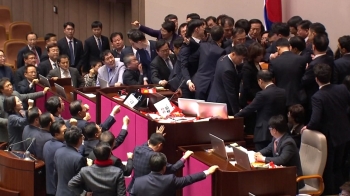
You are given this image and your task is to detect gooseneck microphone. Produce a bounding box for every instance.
[23,138,36,161]
[6,138,31,151]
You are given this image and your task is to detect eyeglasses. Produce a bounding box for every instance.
[268,127,273,131]
[26,71,37,74]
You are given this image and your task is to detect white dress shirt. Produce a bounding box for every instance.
[49,58,57,70]
[60,68,71,78]
[65,37,74,52]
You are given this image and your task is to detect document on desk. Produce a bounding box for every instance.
[84,93,96,98]
[236,146,256,163]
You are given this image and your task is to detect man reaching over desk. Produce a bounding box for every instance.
[254,115,304,189]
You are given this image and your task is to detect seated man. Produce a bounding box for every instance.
[122,53,148,85]
[130,152,218,196]
[17,65,38,95]
[68,142,126,196]
[15,51,38,85]
[96,50,125,87]
[255,115,304,189]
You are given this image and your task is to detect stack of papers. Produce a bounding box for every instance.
[84,93,96,98]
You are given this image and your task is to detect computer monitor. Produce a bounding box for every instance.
[233,146,252,171]
[39,74,51,87]
[178,98,205,115]
[98,77,109,88]
[54,83,67,98]
[209,133,228,160]
[197,102,228,119]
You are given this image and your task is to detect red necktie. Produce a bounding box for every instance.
[274,140,278,153]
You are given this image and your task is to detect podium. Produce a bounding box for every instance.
[0,151,45,196]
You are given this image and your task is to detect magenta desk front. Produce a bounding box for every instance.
[74,87,100,124]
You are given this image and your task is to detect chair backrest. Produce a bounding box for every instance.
[3,39,27,70]
[9,22,32,40]
[0,6,12,33]
[299,129,327,189]
[0,25,7,50]
[36,38,46,52]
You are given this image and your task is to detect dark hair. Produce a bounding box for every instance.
[257,70,273,82]
[186,13,200,20]
[164,14,178,21]
[216,14,228,25]
[310,22,326,36]
[129,30,146,42]
[44,33,56,42]
[39,112,53,128]
[221,16,234,27]
[100,131,115,147]
[297,20,312,30]
[313,34,329,52]
[23,51,36,59]
[91,21,102,29]
[26,32,38,40]
[25,64,36,73]
[110,32,124,42]
[338,36,350,53]
[289,36,306,52]
[58,54,70,63]
[287,16,303,29]
[247,42,265,62]
[173,37,184,49]
[275,38,290,47]
[149,152,167,172]
[268,115,288,134]
[288,104,305,124]
[178,23,187,35]
[93,142,111,161]
[268,31,277,38]
[201,18,207,27]
[314,63,331,84]
[64,22,75,29]
[45,96,61,115]
[155,39,169,51]
[28,107,40,124]
[0,77,10,90]
[69,100,83,116]
[231,44,248,56]
[47,43,59,53]
[127,29,138,39]
[4,96,17,115]
[344,75,350,91]
[90,60,102,68]
[205,16,217,24]
[232,28,246,38]
[271,22,289,37]
[84,122,98,139]
[210,26,224,42]
[162,21,175,33]
[249,19,265,31]
[64,126,82,146]
[261,30,269,36]
[235,19,250,34]
[340,181,350,193]
[149,133,165,146]
[50,119,65,137]
[186,19,205,37]
[100,50,112,61]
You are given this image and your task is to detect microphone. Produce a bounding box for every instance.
[7,138,31,151]
[23,138,36,161]
[169,78,185,101]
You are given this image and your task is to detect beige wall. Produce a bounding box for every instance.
[144,0,348,50]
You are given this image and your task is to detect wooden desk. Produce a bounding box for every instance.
[179,145,297,196]
[74,87,100,123]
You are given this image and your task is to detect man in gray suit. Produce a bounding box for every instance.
[69,142,126,196]
[47,54,85,88]
[96,50,125,87]
[0,77,49,142]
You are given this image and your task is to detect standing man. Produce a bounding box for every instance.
[40,33,57,62]
[38,43,60,77]
[17,32,42,69]
[110,32,126,58]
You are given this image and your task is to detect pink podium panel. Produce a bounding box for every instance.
[35,85,46,112]
[134,115,149,146]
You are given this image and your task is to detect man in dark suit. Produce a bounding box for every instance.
[43,120,66,196]
[264,23,290,62]
[123,54,148,85]
[128,30,157,83]
[120,29,140,63]
[127,131,194,192]
[150,39,176,87]
[22,107,41,153]
[16,32,42,69]
[207,44,247,116]
[38,43,59,77]
[81,21,110,73]
[235,70,286,150]
[255,115,304,189]
[15,51,37,86]
[192,26,225,100]
[0,50,15,85]
[289,36,312,64]
[306,22,334,58]
[45,96,64,121]
[57,22,84,72]
[110,32,126,58]
[224,28,246,55]
[47,54,85,88]
[130,152,219,196]
[302,64,350,195]
[69,142,126,196]
[269,38,307,107]
[40,33,57,62]
[168,37,184,92]
[335,35,350,84]
[54,126,87,196]
[17,65,38,95]
[31,112,54,160]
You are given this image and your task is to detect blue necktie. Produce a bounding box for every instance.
[108,68,113,82]
[98,38,102,51]
[136,51,140,61]
[145,50,151,61]
[69,41,75,65]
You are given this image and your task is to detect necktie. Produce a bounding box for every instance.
[31,48,40,65]
[145,50,151,61]
[52,63,56,69]
[165,58,173,71]
[98,38,102,51]
[273,140,278,153]
[69,41,75,65]
[108,68,113,82]
[136,51,140,61]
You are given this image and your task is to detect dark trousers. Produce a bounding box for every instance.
[254,140,271,151]
[243,112,256,135]
[180,86,195,99]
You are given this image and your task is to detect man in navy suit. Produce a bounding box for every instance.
[22,107,42,152]
[192,25,226,100]
[0,50,15,85]
[45,96,64,121]
[207,44,247,116]
[335,35,350,84]
[120,29,140,63]
[306,22,334,58]
[130,152,219,196]
[16,32,42,69]
[302,64,350,195]
[81,21,110,73]
[15,51,38,86]
[31,112,54,160]
[57,22,84,72]
[17,65,38,109]
[168,37,184,92]
[264,23,290,62]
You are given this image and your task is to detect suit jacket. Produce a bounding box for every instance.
[179,38,200,83]
[130,171,206,196]
[17,79,35,95]
[168,58,183,92]
[240,61,262,107]
[0,65,15,85]
[123,69,144,85]
[307,84,350,146]
[38,59,57,77]
[264,42,277,62]
[235,84,286,143]
[31,129,53,160]
[305,44,334,59]
[22,124,41,153]
[269,51,307,106]
[57,37,84,71]
[150,54,176,85]
[43,138,65,195]
[47,67,85,88]
[139,25,180,50]
[288,123,304,149]
[82,35,110,73]
[40,49,49,62]
[192,41,226,100]
[54,145,87,196]
[68,164,126,196]
[120,46,139,63]
[16,45,42,69]
[260,134,304,188]
[128,142,185,192]
[15,66,39,86]
[207,55,241,115]
[334,54,350,84]
[67,115,116,134]
[96,60,126,86]
[8,113,28,151]
[137,41,157,83]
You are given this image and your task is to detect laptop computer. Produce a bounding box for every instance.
[39,74,51,87]
[54,83,67,98]
[209,134,234,160]
[232,146,252,171]
[98,77,109,88]
[197,102,228,119]
[178,98,204,115]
